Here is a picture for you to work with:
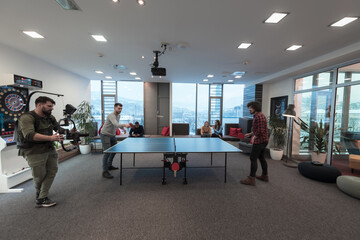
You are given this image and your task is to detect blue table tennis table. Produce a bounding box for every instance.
[105,137,241,185]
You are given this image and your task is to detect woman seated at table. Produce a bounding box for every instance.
[211,120,223,138]
[201,121,212,137]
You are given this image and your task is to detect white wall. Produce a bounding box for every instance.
[0,42,90,174]
[0,42,90,120]
[262,78,293,150]
[262,78,293,117]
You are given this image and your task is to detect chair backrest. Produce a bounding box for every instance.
[239,117,253,134]
[343,132,360,155]
[172,123,189,135]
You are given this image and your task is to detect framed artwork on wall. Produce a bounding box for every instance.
[270,96,288,120]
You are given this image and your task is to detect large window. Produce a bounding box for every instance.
[172,83,196,134]
[295,70,333,91]
[292,61,360,176]
[223,84,244,125]
[196,84,209,129]
[117,81,144,125]
[293,89,332,153]
[209,84,222,125]
[172,83,244,134]
[90,80,144,131]
[90,80,102,131]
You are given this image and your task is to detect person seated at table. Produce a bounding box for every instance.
[211,120,223,138]
[201,121,212,137]
[129,121,144,137]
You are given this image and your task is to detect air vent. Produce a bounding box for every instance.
[55,0,80,10]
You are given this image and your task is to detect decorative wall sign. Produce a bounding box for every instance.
[270,96,288,120]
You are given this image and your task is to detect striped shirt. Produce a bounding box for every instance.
[252,112,268,144]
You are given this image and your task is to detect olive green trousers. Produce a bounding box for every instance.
[26,149,58,199]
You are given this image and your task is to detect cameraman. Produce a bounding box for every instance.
[18,96,64,208]
[100,103,130,179]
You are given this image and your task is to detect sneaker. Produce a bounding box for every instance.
[102,171,114,179]
[108,165,119,170]
[240,176,256,186]
[256,175,269,182]
[35,197,57,208]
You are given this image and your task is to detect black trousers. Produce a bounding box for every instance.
[249,142,268,177]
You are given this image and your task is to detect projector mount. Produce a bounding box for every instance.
[152,43,168,68]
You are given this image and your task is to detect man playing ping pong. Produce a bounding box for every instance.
[100,103,130,179]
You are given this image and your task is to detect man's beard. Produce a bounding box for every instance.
[42,108,52,116]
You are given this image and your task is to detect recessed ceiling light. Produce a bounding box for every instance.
[130,72,137,75]
[331,17,358,27]
[207,74,214,78]
[265,12,288,23]
[22,31,44,38]
[203,79,209,82]
[137,0,145,6]
[135,77,141,80]
[238,43,252,49]
[105,76,112,79]
[141,56,145,59]
[112,0,119,2]
[95,70,103,74]
[286,45,302,51]
[227,80,234,82]
[235,75,242,79]
[91,35,107,42]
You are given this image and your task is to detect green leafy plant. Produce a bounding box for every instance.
[295,118,329,154]
[71,101,96,144]
[268,115,287,150]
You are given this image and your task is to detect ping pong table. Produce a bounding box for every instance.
[105,137,241,185]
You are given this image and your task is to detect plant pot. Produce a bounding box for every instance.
[79,144,91,155]
[311,152,327,163]
[270,148,284,161]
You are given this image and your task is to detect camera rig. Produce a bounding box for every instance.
[58,104,89,152]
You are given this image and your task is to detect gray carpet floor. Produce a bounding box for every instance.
[0,150,359,240]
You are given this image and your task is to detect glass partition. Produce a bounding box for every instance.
[337,63,360,84]
[295,70,333,91]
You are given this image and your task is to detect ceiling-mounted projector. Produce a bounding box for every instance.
[151,67,166,76]
[151,49,167,76]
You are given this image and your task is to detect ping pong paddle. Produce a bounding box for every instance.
[129,123,134,129]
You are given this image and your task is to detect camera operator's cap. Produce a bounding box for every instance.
[129,123,135,129]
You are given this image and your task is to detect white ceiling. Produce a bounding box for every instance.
[1,0,360,85]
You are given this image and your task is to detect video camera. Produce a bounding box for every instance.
[58,104,89,152]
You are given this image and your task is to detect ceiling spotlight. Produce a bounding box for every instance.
[286,45,302,51]
[265,12,288,23]
[235,75,242,79]
[227,80,234,82]
[105,76,112,79]
[95,70,103,74]
[137,0,145,6]
[91,35,107,42]
[203,79,209,82]
[238,43,252,49]
[331,17,358,27]
[23,31,44,38]
[112,0,119,3]
[141,56,145,59]
[135,77,141,80]
[207,74,214,78]
[130,72,137,75]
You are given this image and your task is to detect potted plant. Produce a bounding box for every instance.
[72,101,96,154]
[268,116,287,160]
[295,118,329,163]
